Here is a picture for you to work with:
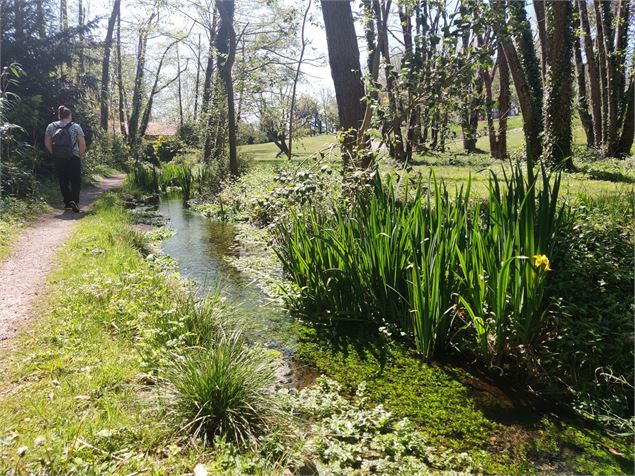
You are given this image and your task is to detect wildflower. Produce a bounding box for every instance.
[533,254,551,271]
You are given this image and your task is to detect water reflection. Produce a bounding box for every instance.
[157,195,295,352]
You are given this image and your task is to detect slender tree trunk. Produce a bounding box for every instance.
[573,35,594,147]
[533,0,548,80]
[177,45,184,129]
[577,0,602,147]
[497,43,510,159]
[128,21,152,149]
[542,0,574,169]
[194,34,202,121]
[60,0,68,30]
[236,35,246,125]
[288,0,311,160]
[201,10,218,163]
[593,0,609,148]
[100,0,121,130]
[139,40,182,138]
[201,9,218,118]
[116,11,127,136]
[596,1,618,155]
[78,0,85,80]
[483,68,497,156]
[617,76,634,156]
[215,0,238,176]
[36,0,46,38]
[320,0,366,167]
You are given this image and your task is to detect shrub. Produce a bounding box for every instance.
[153,135,184,163]
[83,133,129,173]
[164,332,279,445]
[539,191,634,431]
[177,121,201,147]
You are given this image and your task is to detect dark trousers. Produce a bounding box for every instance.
[55,156,81,205]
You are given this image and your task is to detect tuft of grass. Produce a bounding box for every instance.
[164,332,279,446]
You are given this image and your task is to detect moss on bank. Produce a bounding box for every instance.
[294,327,634,475]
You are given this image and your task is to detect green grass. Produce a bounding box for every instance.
[239,134,340,162]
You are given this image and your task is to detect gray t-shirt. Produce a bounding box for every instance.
[45,121,85,157]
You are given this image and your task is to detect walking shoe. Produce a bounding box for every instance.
[69,201,80,213]
[64,202,73,210]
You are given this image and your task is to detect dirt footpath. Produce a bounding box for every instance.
[0,176,124,349]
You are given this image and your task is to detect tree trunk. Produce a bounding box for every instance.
[78,0,85,80]
[36,0,46,38]
[201,9,218,118]
[99,0,121,130]
[288,0,311,160]
[177,45,184,129]
[320,0,366,167]
[573,35,594,147]
[127,17,153,149]
[496,43,510,159]
[493,0,542,166]
[542,0,574,169]
[116,11,127,136]
[577,0,602,147]
[483,68,497,156]
[194,34,202,122]
[533,0,548,80]
[60,0,68,30]
[596,1,618,155]
[215,0,238,176]
[139,40,183,139]
[616,76,634,156]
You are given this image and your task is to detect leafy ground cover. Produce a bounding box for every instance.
[293,327,633,475]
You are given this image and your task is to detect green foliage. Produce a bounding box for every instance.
[83,133,129,173]
[0,193,290,473]
[458,164,566,363]
[294,327,634,475]
[1,64,39,197]
[540,192,634,431]
[275,165,564,362]
[125,163,160,193]
[153,135,185,163]
[177,121,201,147]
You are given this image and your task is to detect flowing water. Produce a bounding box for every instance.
[156,195,297,355]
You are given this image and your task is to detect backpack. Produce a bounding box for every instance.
[51,122,74,160]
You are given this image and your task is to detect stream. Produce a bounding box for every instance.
[156,195,298,359]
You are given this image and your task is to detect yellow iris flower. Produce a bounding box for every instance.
[533,254,551,271]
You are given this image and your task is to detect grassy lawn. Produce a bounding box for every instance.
[239,122,633,201]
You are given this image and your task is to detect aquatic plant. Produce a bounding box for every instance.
[125,164,160,193]
[275,164,566,362]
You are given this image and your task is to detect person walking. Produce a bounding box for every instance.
[44,105,86,212]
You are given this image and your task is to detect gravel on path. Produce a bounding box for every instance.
[0,175,124,349]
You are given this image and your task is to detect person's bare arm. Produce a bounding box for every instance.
[78,135,86,157]
[44,135,52,154]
